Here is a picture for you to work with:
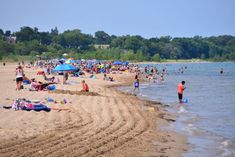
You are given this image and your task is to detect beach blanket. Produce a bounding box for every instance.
[11,99,51,112]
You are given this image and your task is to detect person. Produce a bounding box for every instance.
[103,73,108,80]
[29,79,55,91]
[16,66,24,91]
[133,78,140,92]
[63,72,69,84]
[220,68,223,74]
[22,74,31,84]
[177,81,186,103]
[160,73,164,82]
[81,80,89,92]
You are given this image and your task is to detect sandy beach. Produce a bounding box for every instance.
[0,63,187,157]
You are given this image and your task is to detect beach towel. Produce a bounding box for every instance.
[23,80,31,85]
[23,103,51,112]
[37,71,45,75]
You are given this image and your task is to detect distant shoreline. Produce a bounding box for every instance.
[132,59,235,65]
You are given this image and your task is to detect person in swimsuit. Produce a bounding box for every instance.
[16,66,24,90]
[81,80,89,92]
[133,78,140,92]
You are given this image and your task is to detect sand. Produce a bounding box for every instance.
[0,63,187,157]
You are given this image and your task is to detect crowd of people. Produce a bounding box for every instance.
[14,59,140,93]
[13,59,227,104]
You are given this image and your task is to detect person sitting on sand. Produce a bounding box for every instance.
[43,73,59,83]
[81,80,89,92]
[103,73,108,80]
[30,79,55,91]
[108,76,114,82]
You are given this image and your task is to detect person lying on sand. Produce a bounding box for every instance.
[43,73,60,83]
[30,78,55,91]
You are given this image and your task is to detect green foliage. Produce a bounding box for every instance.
[0,29,4,36]
[121,51,136,61]
[95,31,110,44]
[0,26,235,61]
[0,39,15,56]
[152,53,161,62]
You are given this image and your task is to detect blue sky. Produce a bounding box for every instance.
[0,0,235,38]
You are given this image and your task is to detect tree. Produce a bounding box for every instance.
[95,31,111,45]
[0,40,15,56]
[0,29,4,36]
[39,32,52,45]
[51,27,59,36]
[5,30,11,37]
[16,27,38,41]
[152,54,161,62]
[124,36,144,53]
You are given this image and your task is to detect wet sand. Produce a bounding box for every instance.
[0,63,187,157]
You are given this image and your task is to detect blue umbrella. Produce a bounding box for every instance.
[54,64,77,71]
[113,61,123,65]
[122,61,129,65]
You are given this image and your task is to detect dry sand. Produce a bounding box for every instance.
[0,63,187,157]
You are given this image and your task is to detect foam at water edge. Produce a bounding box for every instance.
[178,106,188,113]
[219,140,234,157]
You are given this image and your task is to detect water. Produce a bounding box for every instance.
[119,62,235,157]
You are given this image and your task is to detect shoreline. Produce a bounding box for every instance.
[103,72,189,156]
[0,63,188,156]
[132,60,212,65]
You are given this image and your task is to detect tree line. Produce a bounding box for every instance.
[0,26,235,61]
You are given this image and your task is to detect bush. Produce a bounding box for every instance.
[152,53,161,62]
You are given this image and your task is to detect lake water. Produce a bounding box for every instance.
[119,62,235,157]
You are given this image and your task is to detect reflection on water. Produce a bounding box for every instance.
[119,62,235,157]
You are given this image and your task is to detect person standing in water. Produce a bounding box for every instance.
[220,68,223,74]
[177,81,186,103]
[133,78,140,93]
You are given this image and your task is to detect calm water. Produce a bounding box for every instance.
[120,62,235,157]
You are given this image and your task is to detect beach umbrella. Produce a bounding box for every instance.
[122,61,129,65]
[53,64,77,72]
[113,61,123,65]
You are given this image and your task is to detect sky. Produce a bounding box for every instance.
[0,0,235,38]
